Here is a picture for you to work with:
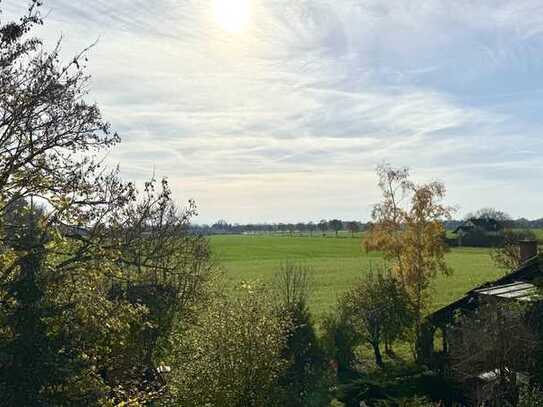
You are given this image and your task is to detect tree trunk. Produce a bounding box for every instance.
[371,342,383,368]
[384,340,393,355]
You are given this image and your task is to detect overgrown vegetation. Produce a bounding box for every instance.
[165,283,290,406]
[0,4,215,404]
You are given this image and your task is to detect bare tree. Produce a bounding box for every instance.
[491,229,538,272]
[273,261,311,307]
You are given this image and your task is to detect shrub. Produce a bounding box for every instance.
[322,310,359,373]
[516,385,543,407]
[166,283,290,406]
[274,261,332,406]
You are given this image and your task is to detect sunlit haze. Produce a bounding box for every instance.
[213,0,251,33]
[4,1,542,224]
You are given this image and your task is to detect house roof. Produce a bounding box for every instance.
[453,218,504,234]
[427,254,543,325]
[475,281,541,302]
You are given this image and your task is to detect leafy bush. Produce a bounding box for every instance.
[166,283,290,406]
[322,310,359,373]
[517,385,543,407]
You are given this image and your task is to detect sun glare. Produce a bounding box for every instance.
[213,0,251,33]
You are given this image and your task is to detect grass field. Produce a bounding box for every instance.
[209,234,504,320]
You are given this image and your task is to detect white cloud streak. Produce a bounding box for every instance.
[3,0,543,222]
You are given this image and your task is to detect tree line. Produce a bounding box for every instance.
[191,217,543,237]
[191,219,365,237]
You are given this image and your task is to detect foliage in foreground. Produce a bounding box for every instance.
[273,262,333,406]
[516,385,543,407]
[165,283,290,407]
[0,3,214,404]
[165,263,334,407]
[335,365,450,407]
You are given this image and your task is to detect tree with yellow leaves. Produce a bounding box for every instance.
[364,164,454,347]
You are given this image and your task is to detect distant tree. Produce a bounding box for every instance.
[364,164,454,349]
[340,269,414,367]
[329,219,343,237]
[307,221,316,237]
[465,208,513,228]
[296,222,306,235]
[287,223,295,236]
[318,219,328,236]
[212,219,231,233]
[278,222,288,234]
[346,221,360,238]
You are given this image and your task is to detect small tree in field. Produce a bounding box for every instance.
[321,310,359,372]
[363,164,454,347]
[340,269,414,367]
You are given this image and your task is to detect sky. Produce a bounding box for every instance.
[3,0,543,224]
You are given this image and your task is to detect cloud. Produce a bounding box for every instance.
[3,0,543,222]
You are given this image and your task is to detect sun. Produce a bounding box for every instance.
[213,0,251,33]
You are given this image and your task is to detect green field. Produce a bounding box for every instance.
[210,234,503,320]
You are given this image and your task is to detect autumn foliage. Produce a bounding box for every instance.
[364,164,454,338]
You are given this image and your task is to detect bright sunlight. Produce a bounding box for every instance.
[213,0,251,33]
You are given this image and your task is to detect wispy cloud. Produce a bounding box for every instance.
[3,0,543,222]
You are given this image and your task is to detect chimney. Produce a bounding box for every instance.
[519,240,538,264]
